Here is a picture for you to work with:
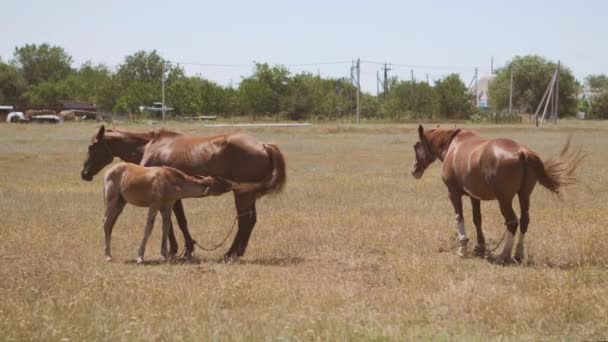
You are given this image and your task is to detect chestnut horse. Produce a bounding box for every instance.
[103,162,232,263]
[411,125,583,263]
[82,125,286,260]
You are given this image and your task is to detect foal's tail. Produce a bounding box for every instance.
[522,137,585,197]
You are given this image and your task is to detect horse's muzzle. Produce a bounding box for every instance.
[81,169,93,181]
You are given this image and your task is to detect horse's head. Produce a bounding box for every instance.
[411,125,436,179]
[81,125,114,181]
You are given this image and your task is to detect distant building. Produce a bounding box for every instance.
[475,75,495,109]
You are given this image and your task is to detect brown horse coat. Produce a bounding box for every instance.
[82,126,286,259]
[412,125,583,263]
[102,162,231,263]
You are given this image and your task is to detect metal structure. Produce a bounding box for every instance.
[533,61,560,126]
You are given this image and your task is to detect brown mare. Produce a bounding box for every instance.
[82,125,286,260]
[103,162,232,263]
[411,125,583,263]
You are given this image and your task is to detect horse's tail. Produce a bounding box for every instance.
[261,143,287,195]
[225,143,286,197]
[523,137,584,197]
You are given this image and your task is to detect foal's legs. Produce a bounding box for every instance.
[471,198,486,257]
[448,191,469,257]
[137,208,158,264]
[497,197,518,263]
[160,208,173,262]
[103,196,126,262]
[514,193,530,263]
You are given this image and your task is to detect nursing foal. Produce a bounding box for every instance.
[103,162,231,263]
[411,125,583,263]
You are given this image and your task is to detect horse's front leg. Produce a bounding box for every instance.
[103,197,126,262]
[471,198,486,257]
[448,191,469,257]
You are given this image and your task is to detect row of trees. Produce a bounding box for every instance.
[1,43,605,120]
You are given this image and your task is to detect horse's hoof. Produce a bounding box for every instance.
[457,248,467,258]
[136,257,144,264]
[491,254,513,265]
[513,254,524,264]
[105,256,112,262]
[220,253,240,263]
[457,238,469,258]
[473,245,486,258]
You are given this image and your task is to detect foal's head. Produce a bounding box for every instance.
[411,125,437,179]
[81,125,113,181]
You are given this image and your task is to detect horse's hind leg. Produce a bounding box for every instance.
[173,200,195,258]
[224,192,257,259]
[471,198,486,257]
[103,196,126,262]
[514,193,530,263]
[497,198,518,264]
[138,208,158,264]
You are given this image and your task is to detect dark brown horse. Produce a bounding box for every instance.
[81,125,286,259]
[411,125,583,263]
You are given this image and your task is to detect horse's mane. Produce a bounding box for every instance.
[426,128,460,145]
[105,128,182,142]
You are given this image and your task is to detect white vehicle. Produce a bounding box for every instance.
[6,112,26,123]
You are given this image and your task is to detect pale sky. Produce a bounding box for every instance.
[2,0,606,92]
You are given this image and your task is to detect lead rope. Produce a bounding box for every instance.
[190,210,254,252]
[439,228,508,255]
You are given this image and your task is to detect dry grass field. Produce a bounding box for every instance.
[1,120,607,340]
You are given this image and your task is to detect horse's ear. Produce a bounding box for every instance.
[418,125,424,140]
[97,125,105,140]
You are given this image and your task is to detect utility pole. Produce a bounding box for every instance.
[162,63,166,125]
[474,67,478,108]
[508,64,514,113]
[491,56,494,74]
[356,58,361,124]
[376,70,381,97]
[426,73,429,85]
[554,60,560,124]
[410,69,415,111]
[383,63,390,98]
[349,60,354,117]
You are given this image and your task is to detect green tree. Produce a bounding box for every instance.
[589,90,608,119]
[434,74,474,119]
[0,59,26,104]
[113,50,177,113]
[381,79,438,120]
[489,55,578,116]
[13,43,73,86]
[585,74,608,90]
